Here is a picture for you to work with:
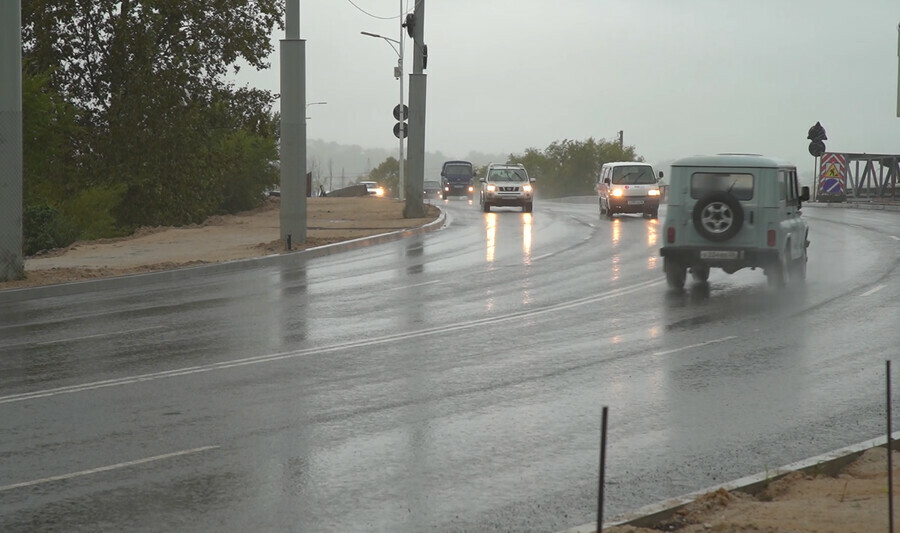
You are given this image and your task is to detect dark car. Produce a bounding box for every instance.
[440,160,475,199]
[423,180,441,198]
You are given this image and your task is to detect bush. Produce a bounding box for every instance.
[23,203,63,255]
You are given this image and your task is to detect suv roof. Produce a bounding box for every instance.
[672,154,793,169]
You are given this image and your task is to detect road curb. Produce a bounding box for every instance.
[0,207,447,304]
[559,431,900,533]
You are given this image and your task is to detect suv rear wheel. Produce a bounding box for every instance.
[692,191,744,242]
[665,257,686,289]
[691,265,710,282]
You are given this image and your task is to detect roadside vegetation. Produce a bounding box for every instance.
[365,138,645,200]
[21,1,282,255]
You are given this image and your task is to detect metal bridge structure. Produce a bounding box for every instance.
[815,152,899,202]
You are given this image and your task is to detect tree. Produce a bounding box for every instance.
[21,1,283,228]
[508,137,642,198]
[366,157,407,198]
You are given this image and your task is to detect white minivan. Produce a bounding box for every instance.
[659,154,810,288]
[596,162,663,219]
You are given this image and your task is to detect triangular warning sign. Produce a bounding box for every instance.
[825,164,839,177]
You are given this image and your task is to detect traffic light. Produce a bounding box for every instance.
[404,14,415,37]
[422,44,428,70]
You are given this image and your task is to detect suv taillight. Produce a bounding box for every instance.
[667,227,675,243]
[767,230,776,247]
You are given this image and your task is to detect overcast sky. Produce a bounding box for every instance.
[234,0,900,176]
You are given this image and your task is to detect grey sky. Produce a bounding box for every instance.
[233,1,900,177]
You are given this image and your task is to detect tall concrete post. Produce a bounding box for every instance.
[0,1,24,281]
[404,0,426,218]
[280,0,307,246]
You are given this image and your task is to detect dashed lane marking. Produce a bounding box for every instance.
[0,445,219,493]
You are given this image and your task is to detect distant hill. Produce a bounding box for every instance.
[307,139,508,189]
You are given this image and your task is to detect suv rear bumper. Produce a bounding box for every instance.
[660,246,779,269]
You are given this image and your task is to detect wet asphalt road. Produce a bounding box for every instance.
[1,199,898,532]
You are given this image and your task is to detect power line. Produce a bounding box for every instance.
[345,0,400,20]
[345,0,422,20]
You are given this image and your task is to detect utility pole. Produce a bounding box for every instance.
[617,130,624,148]
[398,0,405,201]
[280,0,307,248]
[404,0,427,217]
[0,0,24,281]
[896,21,899,118]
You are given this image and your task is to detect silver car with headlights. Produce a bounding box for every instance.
[479,163,535,213]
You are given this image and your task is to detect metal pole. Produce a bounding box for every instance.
[398,0,405,201]
[888,360,895,533]
[404,0,426,217]
[0,0,24,281]
[597,406,608,533]
[280,0,307,246]
[896,22,899,118]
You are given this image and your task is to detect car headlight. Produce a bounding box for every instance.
[648,189,660,196]
[444,186,450,191]
[611,189,624,197]
[523,184,533,192]
[486,184,496,192]
[375,188,384,197]
[468,186,474,192]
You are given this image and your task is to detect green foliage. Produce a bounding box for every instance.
[21,1,283,231]
[23,204,63,256]
[508,138,643,198]
[60,185,129,241]
[366,157,406,197]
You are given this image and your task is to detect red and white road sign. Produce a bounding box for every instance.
[818,152,846,195]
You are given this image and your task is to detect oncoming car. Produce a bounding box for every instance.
[659,153,810,289]
[423,180,442,199]
[479,163,535,212]
[596,162,663,219]
[359,181,385,197]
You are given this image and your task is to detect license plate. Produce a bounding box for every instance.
[700,250,739,259]
[627,200,644,205]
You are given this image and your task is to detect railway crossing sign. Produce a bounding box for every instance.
[818,152,846,196]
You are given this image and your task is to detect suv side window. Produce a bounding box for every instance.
[789,170,799,203]
[777,171,788,204]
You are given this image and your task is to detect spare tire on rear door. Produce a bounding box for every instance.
[692,191,744,242]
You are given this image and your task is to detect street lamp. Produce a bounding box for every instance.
[361,27,405,200]
[306,101,327,120]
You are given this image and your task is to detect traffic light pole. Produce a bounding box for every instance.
[404,0,426,218]
[398,0,405,201]
[0,0,24,281]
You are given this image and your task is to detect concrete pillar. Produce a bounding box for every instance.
[0,0,24,281]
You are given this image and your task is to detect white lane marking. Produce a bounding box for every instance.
[533,253,555,261]
[891,235,900,241]
[1,279,664,405]
[0,445,219,493]
[32,326,168,347]
[653,336,738,356]
[860,284,885,297]
[386,280,442,291]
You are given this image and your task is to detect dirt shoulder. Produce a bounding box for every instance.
[1,197,440,290]
[604,447,897,533]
